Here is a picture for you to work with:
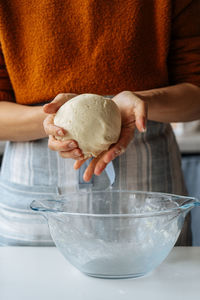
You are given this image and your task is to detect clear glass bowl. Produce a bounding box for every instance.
[30,190,200,279]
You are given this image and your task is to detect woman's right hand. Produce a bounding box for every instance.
[43,93,84,160]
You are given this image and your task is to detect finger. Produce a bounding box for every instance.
[98,126,134,165]
[43,93,77,114]
[60,148,84,160]
[73,158,88,170]
[83,157,99,182]
[94,160,107,176]
[134,100,148,133]
[43,115,66,136]
[83,152,106,181]
[48,135,79,152]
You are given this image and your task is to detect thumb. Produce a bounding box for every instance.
[134,100,148,132]
[43,93,77,114]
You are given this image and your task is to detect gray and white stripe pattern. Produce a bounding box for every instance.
[0,121,186,246]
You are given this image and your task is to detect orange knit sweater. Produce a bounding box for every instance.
[0,0,200,104]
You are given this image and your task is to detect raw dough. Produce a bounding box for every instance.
[54,93,121,158]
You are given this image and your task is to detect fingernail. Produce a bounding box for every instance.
[69,142,76,148]
[57,130,65,136]
[142,117,147,132]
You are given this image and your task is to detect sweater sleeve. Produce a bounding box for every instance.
[0,44,15,101]
[168,0,200,87]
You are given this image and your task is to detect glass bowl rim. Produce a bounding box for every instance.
[30,190,198,218]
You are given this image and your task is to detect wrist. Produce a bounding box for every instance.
[132,83,200,123]
[29,106,47,139]
[133,89,159,104]
[133,88,167,121]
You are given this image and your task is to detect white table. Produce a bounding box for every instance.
[0,247,200,300]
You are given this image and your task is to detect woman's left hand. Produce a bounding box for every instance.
[74,91,148,181]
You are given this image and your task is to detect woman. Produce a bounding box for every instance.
[0,0,199,246]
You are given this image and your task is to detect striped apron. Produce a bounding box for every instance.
[0,121,191,246]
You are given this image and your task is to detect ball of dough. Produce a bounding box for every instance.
[54,93,121,158]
